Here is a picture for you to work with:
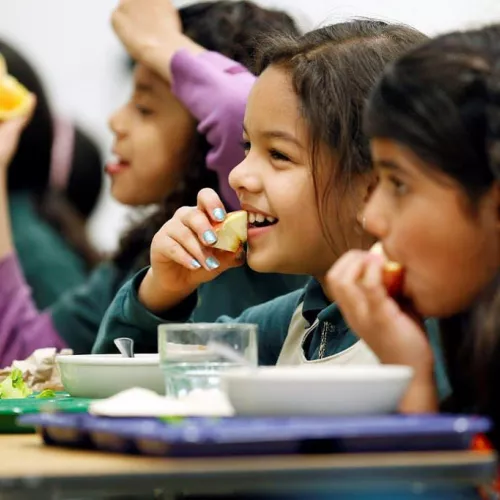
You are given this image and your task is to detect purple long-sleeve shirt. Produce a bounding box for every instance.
[0,50,256,366]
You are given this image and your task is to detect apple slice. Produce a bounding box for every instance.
[213,211,248,253]
[369,242,404,297]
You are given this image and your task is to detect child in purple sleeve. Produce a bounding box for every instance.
[0,0,307,366]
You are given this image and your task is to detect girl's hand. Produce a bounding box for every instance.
[326,251,439,413]
[0,95,35,177]
[112,0,202,80]
[326,250,434,372]
[139,188,244,312]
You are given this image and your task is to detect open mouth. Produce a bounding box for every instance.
[248,212,278,229]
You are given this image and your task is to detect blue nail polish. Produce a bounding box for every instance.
[191,259,202,269]
[206,256,220,269]
[213,208,225,222]
[203,230,217,245]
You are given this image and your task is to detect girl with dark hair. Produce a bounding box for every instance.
[328,25,500,443]
[94,18,451,397]
[0,0,306,365]
[0,39,103,308]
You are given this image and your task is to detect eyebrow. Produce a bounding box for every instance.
[243,125,303,149]
[373,159,403,171]
[135,83,154,93]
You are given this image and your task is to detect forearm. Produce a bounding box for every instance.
[140,33,204,83]
[399,369,439,413]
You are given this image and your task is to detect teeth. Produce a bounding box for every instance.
[247,212,277,224]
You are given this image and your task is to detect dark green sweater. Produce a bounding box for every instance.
[10,192,88,309]
[93,269,450,400]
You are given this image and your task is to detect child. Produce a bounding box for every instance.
[326,26,500,430]
[0,39,103,308]
[0,0,305,366]
[94,19,450,400]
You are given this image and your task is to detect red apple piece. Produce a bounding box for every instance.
[369,242,404,297]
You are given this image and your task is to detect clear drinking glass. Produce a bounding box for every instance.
[158,323,258,398]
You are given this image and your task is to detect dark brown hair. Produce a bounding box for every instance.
[365,25,500,446]
[255,20,427,255]
[114,1,301,270]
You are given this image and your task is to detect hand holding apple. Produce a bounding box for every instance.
[138,188,246,312]
[326,248,433,371]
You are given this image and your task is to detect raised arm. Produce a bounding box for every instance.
[111,0,256,209]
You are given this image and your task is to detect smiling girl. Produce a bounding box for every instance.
[93,21,453,391]
[327,26,500,428]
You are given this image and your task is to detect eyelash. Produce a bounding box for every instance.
[269,149,291,162]
[135,104,153,116]
[388,175,408,196]
[241,141,291,162]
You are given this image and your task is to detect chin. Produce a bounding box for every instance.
[411,295,464,320]
[246,251,281,274]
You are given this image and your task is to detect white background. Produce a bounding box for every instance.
[2,0,500,252]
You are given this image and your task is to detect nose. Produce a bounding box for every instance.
[108,104,128,139]
[362,185,390,240]
[228,152,263,197]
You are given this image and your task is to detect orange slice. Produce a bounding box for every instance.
[0,54,32,121]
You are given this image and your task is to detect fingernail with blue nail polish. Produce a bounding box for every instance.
[203,230,217,245]
[191,259,202,269]
[213,208,225,222]
[206,257,220,270]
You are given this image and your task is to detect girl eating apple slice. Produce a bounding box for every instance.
[327,25,500,434]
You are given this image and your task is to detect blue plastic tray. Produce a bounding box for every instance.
[18,413,491,457]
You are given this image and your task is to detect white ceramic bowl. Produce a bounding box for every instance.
[221,365,413,416]
[57,354,164,399]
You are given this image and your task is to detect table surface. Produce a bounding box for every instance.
[0,434,497,499]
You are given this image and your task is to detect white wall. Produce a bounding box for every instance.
[2,0,500,251]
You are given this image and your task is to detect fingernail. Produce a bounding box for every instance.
[206,256,220,270]
[191,259,202,269]
[203,230,217,245]
[213,208,225,222]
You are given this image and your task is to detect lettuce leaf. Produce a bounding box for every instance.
[0,368,32,399]
[35,389,56,399]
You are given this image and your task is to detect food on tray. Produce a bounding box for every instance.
[0,348,72,398]
[0,368,31,399]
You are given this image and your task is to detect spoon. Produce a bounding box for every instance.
[114,337,135,358]
[206,341,255,369]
